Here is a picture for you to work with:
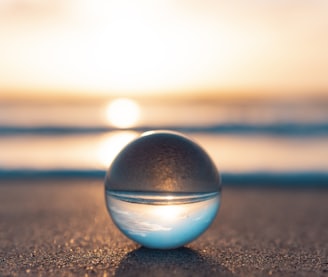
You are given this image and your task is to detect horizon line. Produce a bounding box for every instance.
[1,89,328,104]
[0,169,327,187]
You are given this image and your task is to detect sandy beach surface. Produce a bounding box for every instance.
[0,179,327,276]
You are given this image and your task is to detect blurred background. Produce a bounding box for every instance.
[1,0,327,186]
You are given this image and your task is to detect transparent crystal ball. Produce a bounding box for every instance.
[105,130,221,249]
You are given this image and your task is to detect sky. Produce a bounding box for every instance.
[0,0,328,100]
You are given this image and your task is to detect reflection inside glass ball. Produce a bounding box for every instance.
[105,131,221,249]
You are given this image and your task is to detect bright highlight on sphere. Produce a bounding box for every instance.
[106,98,140,128]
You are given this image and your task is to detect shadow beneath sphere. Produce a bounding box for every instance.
[115,247,233,277]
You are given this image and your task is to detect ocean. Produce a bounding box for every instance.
[1,99,327,186]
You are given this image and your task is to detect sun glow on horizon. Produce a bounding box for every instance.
[97,131,138,168]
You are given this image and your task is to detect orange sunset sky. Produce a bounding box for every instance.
[0,0,328,100]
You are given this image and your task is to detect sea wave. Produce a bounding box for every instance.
[1,122,328,136]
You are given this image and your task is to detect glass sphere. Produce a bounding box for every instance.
[105,130,221,249]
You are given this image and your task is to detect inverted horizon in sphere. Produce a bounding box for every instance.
[106,191,220,249]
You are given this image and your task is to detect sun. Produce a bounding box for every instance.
[106,98,141,128]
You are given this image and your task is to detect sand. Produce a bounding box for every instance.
[0,179,327,276]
